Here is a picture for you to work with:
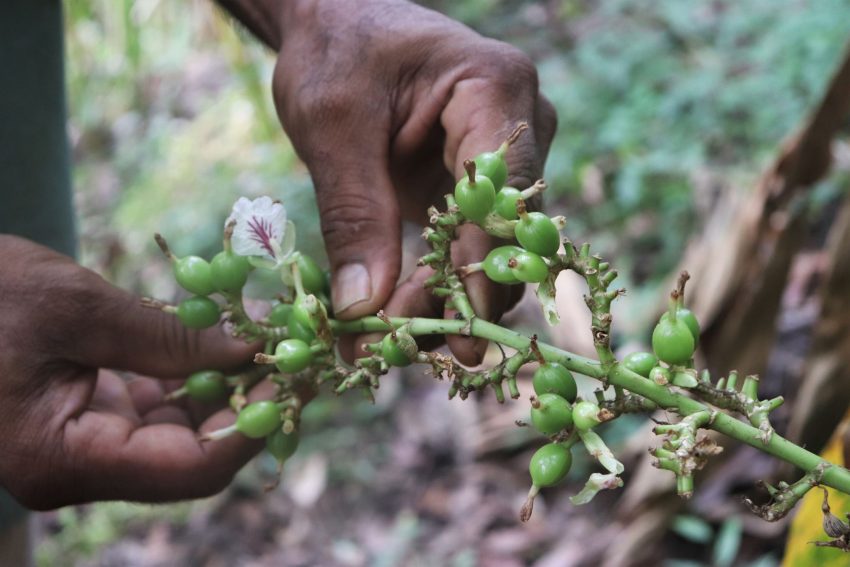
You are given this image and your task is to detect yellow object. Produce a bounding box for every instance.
[783,410,850,566]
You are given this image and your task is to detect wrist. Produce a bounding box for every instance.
[279,0,416,41]
[278,0,311,42]
[216,0,286,50]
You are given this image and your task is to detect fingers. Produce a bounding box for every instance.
[305,144,403,320]
[444,225,516,366]
[88,370,144,425]
[127,376,170,417]
[63,415,256,505]
[43,266,256,378]
[344,265,444,362]
[345,225,523,367]
[0,236,256,380]
[277,70,404,321]
[432,46,555,362]
[12,381,277,509]
[411,52,553,364]
[440,43,556,188]
[68,275,258,378]
[127,376,194,427]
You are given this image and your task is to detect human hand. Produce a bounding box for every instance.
[0,236,264,509]
[272,0,557,364]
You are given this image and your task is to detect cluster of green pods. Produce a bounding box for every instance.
[452,136,563,286]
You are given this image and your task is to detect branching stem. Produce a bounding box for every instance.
[328,315,850,495]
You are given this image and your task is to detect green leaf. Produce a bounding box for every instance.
[743,553,778,567]
[670,514,714,545]
[662,561,704,567]
[712,517,743,567]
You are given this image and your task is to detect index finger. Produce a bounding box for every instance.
[437,54,557,363]
[440,46,556,189]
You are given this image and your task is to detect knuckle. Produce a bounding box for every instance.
[319,190,391,246]
[502,47,539,84]
[296,86,352,128]
[55,266,105,316]
[36,267,106,349]
[474,42,539,92]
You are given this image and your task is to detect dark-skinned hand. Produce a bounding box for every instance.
[0,236,266,509]
[272,0,557,364]
[1,0,557,510]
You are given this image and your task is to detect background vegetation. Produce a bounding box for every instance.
[42,1,850,565]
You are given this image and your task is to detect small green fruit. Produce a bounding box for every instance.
[274,339,313,373]
[661,307,700,345]
[572,401,601,431]
[530,394,573,436]
[288,315,316,342]
[454,160,496,222]
[515,212,560,257]
[291,294,324,332]
[622,352,658,378]
[176,296,220,329]
[532,363,577,402]
[268,302,293,327]
[236,401,282,439]
[482,245,524,285]
[381,331,418,367]
[494,187,521,219]
[652,317,695,366]
[174,256,215,296]
[649,366,671,385]
[210,251,251,292]
[529,443,572,487]
[473,151,508,190]
[509,250,549,283]
[266,429,300,463]
[296,254,327,294]
[185,370,228,402]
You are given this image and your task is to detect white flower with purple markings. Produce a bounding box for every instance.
[226,196,296,270]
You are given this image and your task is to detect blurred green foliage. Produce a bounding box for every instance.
[36,502,191,567]
[665,514,777,567]
[66,1,323,297]
[431,0,850,280]
[68,0,850,295]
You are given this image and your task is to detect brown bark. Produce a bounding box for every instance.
[680,40,850,377]
[599,40,850,567]
[786,198,850,454]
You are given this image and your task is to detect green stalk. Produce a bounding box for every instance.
[667,292,679,322]
[330,315,850,495]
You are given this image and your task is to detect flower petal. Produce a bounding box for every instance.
[536,275,560,325]
[570,473,623,505]
[227,197,288,261]
[580,430,624,474]
[279,220,297,258]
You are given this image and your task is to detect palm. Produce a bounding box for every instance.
[21,367,267,507]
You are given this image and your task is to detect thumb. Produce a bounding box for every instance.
[307,150,402,319]
[70,274,257,378]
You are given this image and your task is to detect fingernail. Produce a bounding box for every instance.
[332,263,371,315]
